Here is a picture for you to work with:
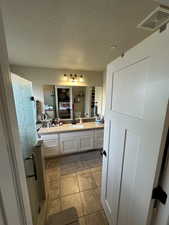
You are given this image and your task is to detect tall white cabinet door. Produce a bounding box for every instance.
[102,50,169,225]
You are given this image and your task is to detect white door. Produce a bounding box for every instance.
[0,9,33,225]
[101,28,169,225]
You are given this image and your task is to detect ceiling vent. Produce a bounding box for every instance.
[154,0,169,8]
[137,6,169,31]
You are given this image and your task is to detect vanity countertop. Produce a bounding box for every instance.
[39,122,104,135]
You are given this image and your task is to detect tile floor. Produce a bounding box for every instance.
[45,150,108,225]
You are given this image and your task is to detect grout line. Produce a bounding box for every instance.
[47,170,102,197]
[47,185,102,202]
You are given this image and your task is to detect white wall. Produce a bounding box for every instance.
[11,65,103,103]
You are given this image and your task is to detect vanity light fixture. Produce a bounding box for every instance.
[64,73,84,82]
[63,74,68,81]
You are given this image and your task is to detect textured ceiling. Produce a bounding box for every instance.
[1,0,158,71]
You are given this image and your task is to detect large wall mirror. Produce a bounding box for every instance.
[43,85,103,120]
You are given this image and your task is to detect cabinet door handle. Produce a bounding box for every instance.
[100,150,107,157]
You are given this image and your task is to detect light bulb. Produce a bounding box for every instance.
[69,74,73,82]
[74,74,78,82]
[79,75,84,82]
[63,74,68,81]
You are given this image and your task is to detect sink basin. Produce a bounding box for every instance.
[70,124,84,129]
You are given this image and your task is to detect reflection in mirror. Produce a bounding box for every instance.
[56,87,72,119]
[43,85,102,120]
[72,86,86,118]
[43,85,56,119]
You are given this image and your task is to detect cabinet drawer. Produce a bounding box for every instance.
[60,130,94,139]
[44,147,60,157]
[43,139,59,148]
[41,134,58,140]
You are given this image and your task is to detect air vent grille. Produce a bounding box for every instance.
[155,0,169,8]
[137,7,169,31]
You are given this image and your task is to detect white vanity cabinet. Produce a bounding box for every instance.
[60,130,94,154]
[39,124,104,157]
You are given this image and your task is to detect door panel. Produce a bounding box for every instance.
[102,52,169,225]
[112,59,147,118]
[104,122,125,225]
[118,130,141,225]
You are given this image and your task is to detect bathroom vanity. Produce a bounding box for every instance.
[39,122,104,157]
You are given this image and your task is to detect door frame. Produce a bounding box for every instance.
[151,106,169,225]
[0,7,33,225]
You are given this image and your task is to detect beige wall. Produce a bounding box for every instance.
[11,65,103,103]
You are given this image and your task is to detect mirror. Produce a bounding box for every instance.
[43,85,103,120]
